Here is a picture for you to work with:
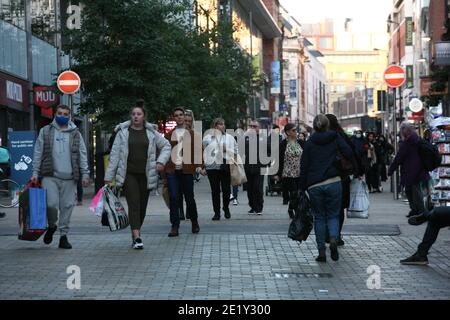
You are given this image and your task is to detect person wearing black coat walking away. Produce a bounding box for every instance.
[375,135,394,185]
[274,123,303,219]
[299,115,353,262]
[365,132,380,193]
[325,114,364,246]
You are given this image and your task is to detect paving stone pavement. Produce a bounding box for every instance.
[0,179,449,300]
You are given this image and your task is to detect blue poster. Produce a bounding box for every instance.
[270,61,280,94]
[290,79,297,99]
[367,88,374,108]
[8,131,36,186]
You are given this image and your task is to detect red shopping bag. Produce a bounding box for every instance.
[18,182,48,241]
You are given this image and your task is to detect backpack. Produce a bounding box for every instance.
[418,139,441,172]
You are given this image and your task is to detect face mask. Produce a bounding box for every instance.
[356,134,362,138]
[55,115,69,126]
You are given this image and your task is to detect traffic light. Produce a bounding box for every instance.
[377,90,387,111]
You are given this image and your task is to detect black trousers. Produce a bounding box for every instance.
[405,183,426,216]
[417,207,450,256]
[206,169,231,215]
[366,164,380,191]
[282,177,300,212]
[246,172,264,212]
[124,173,150,230]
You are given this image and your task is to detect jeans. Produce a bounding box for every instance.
[308,181,342,250]
[167,170,198,228]
[417,207,450,257]
[232,185,239,200]
[405,183,426,216]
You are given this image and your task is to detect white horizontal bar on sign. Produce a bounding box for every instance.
[59,80,80,85]
[384,73,405,79]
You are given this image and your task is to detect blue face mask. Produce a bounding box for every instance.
[55,115,69,126]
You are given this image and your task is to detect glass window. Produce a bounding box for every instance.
[355,72,363,80]
[32,35,56,85]
[0,19,27,78]
[0,0,25,29]
[335,85,347,93]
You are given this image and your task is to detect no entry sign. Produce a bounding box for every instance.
[383,65,406,88]
[57,70,81,94]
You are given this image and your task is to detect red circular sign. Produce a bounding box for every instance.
[57,71,81,94]
[383,65,406,88]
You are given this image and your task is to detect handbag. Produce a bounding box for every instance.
[288,191,313,242]
[18,182,47,241]
[230,155,247,186]
[102,187,130,231]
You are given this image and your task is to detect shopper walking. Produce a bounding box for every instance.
[31,104,90,249]
[244,120,270,215]
[165,107,204,237]
[365,132,380,193]
[388,122,429,218]
[274,123,302,219]
[203,118,238,220]
[105,100,171,249]
[325,114,363,246]
[299,114,352,262]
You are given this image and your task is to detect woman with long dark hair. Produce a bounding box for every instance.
[275,123,303,219]
[325,114,363,246]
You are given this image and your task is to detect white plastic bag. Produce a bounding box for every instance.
[102,187,129,231]
[347,179,370,219]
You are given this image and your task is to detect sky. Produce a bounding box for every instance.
[280,0,392,33]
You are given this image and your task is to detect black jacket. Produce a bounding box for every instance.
[244,134,271,175]
[299,131,353,190]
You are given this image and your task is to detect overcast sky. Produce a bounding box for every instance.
[280,0,392,33]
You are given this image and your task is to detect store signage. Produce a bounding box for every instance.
[435,42,450,66]
[6,80,23,103]
[8,131,36,187]
[270,61,281,95]
[405,17,413,46]
[34,86,60,108]
[406,65,414,88]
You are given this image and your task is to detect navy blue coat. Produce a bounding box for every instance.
[388,133,430,187]
[299,131,353,190]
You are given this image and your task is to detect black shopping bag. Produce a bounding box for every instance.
[288,191,313,242]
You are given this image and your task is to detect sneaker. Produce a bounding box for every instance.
[212,214,220,221]
[230,194,234,200]
[232,199,238,206]
[408,213,428,226]
[337,238,345,246]
[400,254,429,265]
[224,209,231,219]
[43,226,57,245]
[58,235,72,249]
[248,209,255,215]
[256,211,262,215]
[168,227,179,237]
[133,238,144,250]
[315,249,326,263]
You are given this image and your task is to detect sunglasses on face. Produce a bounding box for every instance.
[249,125,258,128]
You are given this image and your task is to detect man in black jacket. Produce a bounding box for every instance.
[244,120,271,215]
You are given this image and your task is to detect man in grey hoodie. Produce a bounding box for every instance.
[31,104,90,249]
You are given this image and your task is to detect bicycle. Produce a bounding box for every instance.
[0,167,21,208]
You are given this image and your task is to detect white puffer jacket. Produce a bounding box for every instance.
[105,121,171,190]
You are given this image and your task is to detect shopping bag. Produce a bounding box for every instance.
[230,155,247,186]
[288,191,313,242]
[102,187,129,231]
[18,183,47,241]
[89,187,105,217]
[347,179,370,218]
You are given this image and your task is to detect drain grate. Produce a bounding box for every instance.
[271,272,333,279]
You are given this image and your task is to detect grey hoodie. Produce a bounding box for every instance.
[33,119,90,180]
